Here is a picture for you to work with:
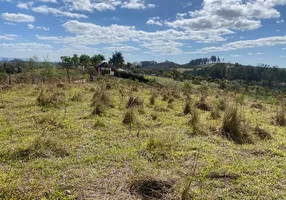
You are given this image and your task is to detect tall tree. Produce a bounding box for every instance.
[27,56,39,84]
[60,56,73,83]
[109,51,124,69]
[79,54,91,71]
[91,54,105,67]
[71,54,80,68]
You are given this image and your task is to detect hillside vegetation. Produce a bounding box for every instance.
[0,76,285,199]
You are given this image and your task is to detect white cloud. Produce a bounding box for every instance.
[37,26,50,31]
[121,0,155,9]
[17,2,33,9]
[146,17,163,26]
[230,54,240,57]
[193,36,286,53]
[4,22,16,26]
[28,24,35,29]
[93,0,121,11]
[0,42,52,51]
[32,5,88,18]
[0,34,18,41]
[276,19,284,23]
[167,0,285,32]
[1,13,35,23]
[104,45,140,52]
[39,0,57,3]
[63,0,94,12]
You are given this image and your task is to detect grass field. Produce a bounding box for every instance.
[0,77,285,199]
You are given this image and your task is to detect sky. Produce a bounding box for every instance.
[0,0,286,67]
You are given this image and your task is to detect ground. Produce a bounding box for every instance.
[0,77,285,200]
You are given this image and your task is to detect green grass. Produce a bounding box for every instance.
[0,77,285,199]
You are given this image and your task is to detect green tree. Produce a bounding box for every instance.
[71,54,80,68]
[60,56,73,83]
[79,54,91,71]
[27,56,39,84]
[109,51,124,69]
[91,54,105,67]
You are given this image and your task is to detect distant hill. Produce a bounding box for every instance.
[142,61,181,70]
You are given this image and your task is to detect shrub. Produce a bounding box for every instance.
[221,105,252,144]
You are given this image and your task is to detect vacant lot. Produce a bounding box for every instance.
[0,77,285,199]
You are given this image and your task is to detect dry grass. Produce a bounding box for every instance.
[126,96,144,109]
[221,105,252,144]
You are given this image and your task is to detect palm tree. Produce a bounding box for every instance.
[91,54,105,67]
[109,51,124,69]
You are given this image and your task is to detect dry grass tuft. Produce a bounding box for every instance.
[5,137,69,161]
[92,104,105,116]
[150,92,156,105]
[91,88,113,108]
[275,109,286,126]
[254,126,272,140]
[129,177,173,200]
[250,103,264,110]
[195,96,212,111]
[123,109,135,124]
[37,89,65,106]
[221,105,252,144]
[71,91,84,102]
[126,96,143,109]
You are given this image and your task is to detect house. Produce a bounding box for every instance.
[97,62,115,76]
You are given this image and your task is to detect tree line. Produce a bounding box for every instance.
[183,63,286,88]
[188,56,223,66]
[0,51,142,85]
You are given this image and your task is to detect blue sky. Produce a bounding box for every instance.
[1,0,286,67]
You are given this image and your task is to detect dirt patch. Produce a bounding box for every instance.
[129,177,173,200]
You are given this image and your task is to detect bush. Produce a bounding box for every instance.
[275,109,286,126]
[92,104,105,116]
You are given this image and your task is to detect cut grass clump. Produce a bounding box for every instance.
[129,177,173,200]
[275,109,285,126]
[91,88,113,108]
[184,101,191,115]
[126,96,143,109]
[123,109,135,124]
[3,137,69,161]
[150,92,156,105]
[221,105,252,144]
[189,108,201,135]
[254,126,272,140]
[71,91,84,102]
[195,96,212,111]
[37,89,66,107]
[92,104,105,116]
[94,119,106,129]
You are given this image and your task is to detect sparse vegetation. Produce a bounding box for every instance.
[0,75,285,199]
